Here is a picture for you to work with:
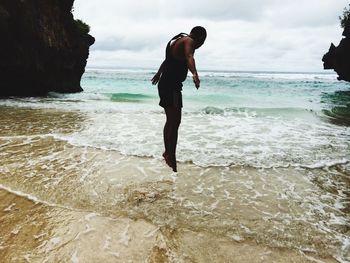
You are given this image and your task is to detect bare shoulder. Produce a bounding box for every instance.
[175,36,193,46]
[183,36,195,46]
[180,36,195,52]
[173,36,194,59]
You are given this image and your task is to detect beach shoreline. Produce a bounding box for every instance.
[0,133,348,261]
[0,187,339,263]
[0,69,349,262]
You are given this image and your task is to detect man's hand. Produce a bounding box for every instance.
[193,74,200,89]
[151,73,161,85]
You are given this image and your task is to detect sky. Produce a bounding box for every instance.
[73,0,349,72]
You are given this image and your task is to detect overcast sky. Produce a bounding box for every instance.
[73,0,348,72]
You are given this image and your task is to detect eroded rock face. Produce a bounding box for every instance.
[0,0,95,96]
[323,26,350,82]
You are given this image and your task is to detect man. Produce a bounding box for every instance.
[151,26,207,172]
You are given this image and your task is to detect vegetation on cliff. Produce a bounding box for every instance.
[340,4,350,29]
[74,19,91,35]
[322,4,350,82]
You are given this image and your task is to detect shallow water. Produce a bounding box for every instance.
[0,69,349,262]
[1,70,349,169]
[0,105,349,262]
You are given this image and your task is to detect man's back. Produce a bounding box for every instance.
[170,36,195,62]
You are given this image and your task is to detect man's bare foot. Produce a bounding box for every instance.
[163,152,172,168]
[172,164,177,172]
[169,156,177,172]
[163,152,177,172]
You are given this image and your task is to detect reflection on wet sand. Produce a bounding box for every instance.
[0,106,349,262]
[0,106,87,136]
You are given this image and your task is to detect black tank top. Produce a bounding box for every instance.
[159,33,189,89]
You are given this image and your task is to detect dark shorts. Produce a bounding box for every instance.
[158,82,183,108]
[158,89,183,108]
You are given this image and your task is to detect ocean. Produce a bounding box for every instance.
[0,69,349,262]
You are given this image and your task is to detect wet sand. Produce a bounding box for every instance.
[0,188,339,263]
[0,106,349,262]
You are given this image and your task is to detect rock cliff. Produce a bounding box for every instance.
[0,0,94,96]
[323,25,350,82]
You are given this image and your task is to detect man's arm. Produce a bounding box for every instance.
[184,38,200,89]
[151,60,166,85]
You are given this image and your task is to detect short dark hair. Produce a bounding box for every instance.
[190,26,207,41]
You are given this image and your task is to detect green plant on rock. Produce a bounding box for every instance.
[74,19,90,35]
[339,4,350,28]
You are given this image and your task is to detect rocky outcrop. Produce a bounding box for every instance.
[0,0,94,96]
[322,25,350,82]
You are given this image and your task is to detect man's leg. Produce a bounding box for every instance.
[163,115,170,159]
[164,106,181,172]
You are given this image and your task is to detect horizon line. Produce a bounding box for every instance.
[85,66,335,74]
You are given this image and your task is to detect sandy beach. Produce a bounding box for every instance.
[0,189,339,263]
[0,105,348,262]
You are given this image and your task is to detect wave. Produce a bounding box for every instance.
[299,159,349,169]
[200,106,315,116]
[322,107,350,126]
[0,183,80,211]
[200,71,338,81]
[321,90,350,126]
[51,133,349,171]
[48,92,110,101]
[110,93,152,103]
[201,106,225,115]
[47,92,153,103]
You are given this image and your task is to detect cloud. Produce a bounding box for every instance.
[73,0,349,71]
[155,0,271,21]
[262,0,348,27]
[92,34,164,52]
[74,0,271,22]
[74,0,348,25]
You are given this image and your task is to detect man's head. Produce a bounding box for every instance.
[190,26,207,49]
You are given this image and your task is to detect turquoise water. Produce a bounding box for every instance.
[1,69,349,168]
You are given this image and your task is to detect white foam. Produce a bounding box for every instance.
[300,159,349,169]
[103,235,111,250]
[3,203,16,212]
[34,233,46,240]
[209,200,219,210]
[144,227,159,238]
[230,234,244,242]
[49,237,61,246]
[119,224,130,247]
[0,184,45,204]
[74,224,96,241]
[200,70,338,81]
[0,183,86,213]
[108,251,120,258]
[23,255,31,262]
[84,213,98,221]
[299,251,328,263]
[48,106,349,169]
[71,250,79,263]
[11,228,20,235]
[192,184,204,194]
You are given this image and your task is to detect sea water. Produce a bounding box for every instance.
[0,68,349,262]
[2,69,349,168]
